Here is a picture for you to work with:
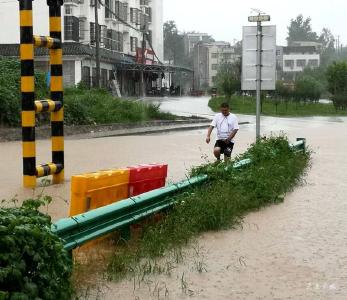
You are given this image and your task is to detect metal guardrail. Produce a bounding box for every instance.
[52,138,306,250]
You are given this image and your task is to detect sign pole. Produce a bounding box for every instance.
[256,20,262,140]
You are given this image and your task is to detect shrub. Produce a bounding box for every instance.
[0,57,47,127]
[0,197,73,299]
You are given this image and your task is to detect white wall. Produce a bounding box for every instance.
[283,53,320,73]
[0,0,49,44]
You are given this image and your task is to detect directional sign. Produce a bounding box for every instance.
[241,25,276,91]
[248,15,271,22]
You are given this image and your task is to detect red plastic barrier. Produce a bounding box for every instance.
[128,164,168,197]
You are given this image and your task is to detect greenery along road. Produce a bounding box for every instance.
[209,96,347,117]
[0,58,175,127]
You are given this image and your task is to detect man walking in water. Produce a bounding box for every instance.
[206,102,239,161]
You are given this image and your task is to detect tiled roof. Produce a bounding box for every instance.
[0,42,135,64]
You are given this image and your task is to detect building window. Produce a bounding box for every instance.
[308,59,319,67]
[130,7,136,23]
[223,53,232,60]
[212,76,217,83]
[296,59,306,67]
[65,5,73,15]
[90,22,95,43]
[130,36,138,52]
[81,66,90,88]
[284,60,294,68]
[79,18,86,40]
[147,30,152,46]
[212,64,218,70]
[105,0,111,18]
[106,29,123,51]
[101,68,108,88]
[211,53,218,59]
[64,16,79,42]
[90,0,100,8]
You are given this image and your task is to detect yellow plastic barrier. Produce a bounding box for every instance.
[70,169,130,217]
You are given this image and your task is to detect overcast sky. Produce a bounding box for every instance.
[163,0,347,46]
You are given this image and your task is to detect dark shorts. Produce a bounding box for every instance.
[214,140,235,157]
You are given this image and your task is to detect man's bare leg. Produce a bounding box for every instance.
[214,147,221,161]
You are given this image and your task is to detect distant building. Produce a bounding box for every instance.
[282,46,320,80]
[0,0,165,96]
[184,32,213,56]
[193,41,240,89]
[289,41,323,52]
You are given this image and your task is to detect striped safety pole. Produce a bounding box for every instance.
[19,0,36,188]
[48,0,64,184]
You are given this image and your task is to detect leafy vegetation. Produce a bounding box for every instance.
[107,136,310,280]
[209,95,347,116]
[214,60,241,99]
[0,57,47,127]
[0,197,72,299]
[64,87,176,125]
[326,61,347,110]
[0,57,175,127]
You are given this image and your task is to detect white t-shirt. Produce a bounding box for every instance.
[211,113,239,141]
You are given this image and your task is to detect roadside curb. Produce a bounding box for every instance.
[71,121,250,140]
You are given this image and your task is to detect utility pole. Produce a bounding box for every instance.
[140,31,146,97]
[94,0,100,88]
[256,20,262,139]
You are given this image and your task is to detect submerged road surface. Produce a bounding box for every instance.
[100,116,347,300]
[0,95,346,299]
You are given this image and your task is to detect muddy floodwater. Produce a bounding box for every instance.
[0,99,346,299]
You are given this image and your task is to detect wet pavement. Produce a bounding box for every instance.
[1,96,347,299]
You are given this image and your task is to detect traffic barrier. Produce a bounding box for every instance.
[128,164,168,197]
[19,0,64,188]
[53,139,306,251]
[70,169,130,216]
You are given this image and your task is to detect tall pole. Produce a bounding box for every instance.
[141,32,146,97]
[94,0,100,88]
[197,44,200,90]
[256,20,262,140]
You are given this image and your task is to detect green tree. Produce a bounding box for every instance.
[295,76,322,103]
[287,15,318,45]
[326,61,347,110]
[163,21,186,66]
[215,60,241,99]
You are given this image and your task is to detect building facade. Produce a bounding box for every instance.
[193,41,240,89]
[0,0,164,96]
[282,46,320,80]
[184,32,213,56]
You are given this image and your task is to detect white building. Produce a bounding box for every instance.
[0,0,164,96]
[184,32,213,56]
[193,41,240,89]
[282,46,320,79]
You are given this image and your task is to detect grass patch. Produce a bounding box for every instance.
[209,96,347,117]
[106,136,310,281]
[64,88,176,126]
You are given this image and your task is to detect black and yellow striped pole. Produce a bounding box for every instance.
[48,0,64,184]
[19,0,64,187]
[19,0,36,188]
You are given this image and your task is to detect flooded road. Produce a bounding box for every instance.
[1,96,347,299]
